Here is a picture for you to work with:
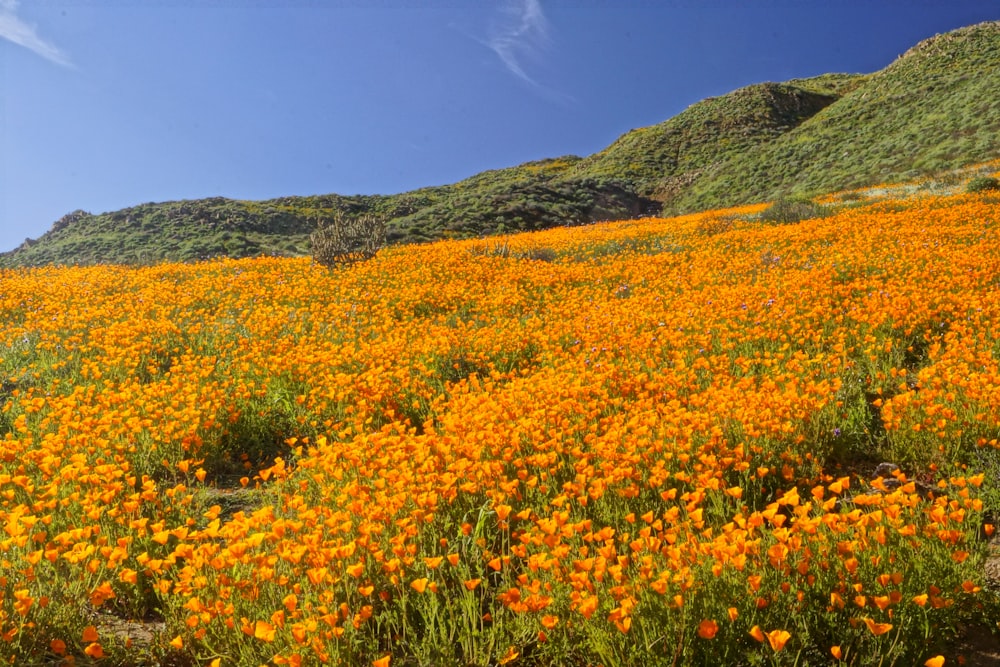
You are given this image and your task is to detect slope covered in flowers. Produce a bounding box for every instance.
[1,189,1000,665]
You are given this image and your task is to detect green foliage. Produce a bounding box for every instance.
[967,175,1000,193]
[758,198,831,225]
[566,82,842,199]
[672,21,1000,212]
[784,72,869,97]
[466,241,558,262]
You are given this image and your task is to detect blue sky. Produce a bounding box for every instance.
[1,1,997,252]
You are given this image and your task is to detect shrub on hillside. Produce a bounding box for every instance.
[467,241,558,262]
[311,212,386,267]
[758,198,829,224]
[966,176,1000,193]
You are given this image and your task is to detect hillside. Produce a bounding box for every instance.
[2,21,998,268]
[4,186,1000,664]
[1,161,658,267]
[562,78,853,201]
[670,21,1000,211]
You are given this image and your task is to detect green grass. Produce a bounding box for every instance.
[671,22,1000,212]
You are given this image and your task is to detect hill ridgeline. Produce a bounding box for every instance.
[3,20,999,268]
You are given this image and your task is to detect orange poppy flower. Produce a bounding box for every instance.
[766,629,791,652]
[863,618,893,636]
[697,619,718,639]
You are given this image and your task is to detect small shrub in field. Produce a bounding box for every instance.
[311,212,386,267]
[966,176,1000,193]
[522,246,557,262]
[695,215,736,236]
[759,197,829,224]
[468,240,514,259]
[467,241,557,262]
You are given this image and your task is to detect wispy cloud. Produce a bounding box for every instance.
[471,0,573,104]
[0,0,73,67]
[487,0,549,87]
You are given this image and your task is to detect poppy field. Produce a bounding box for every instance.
[2,185,1000,666]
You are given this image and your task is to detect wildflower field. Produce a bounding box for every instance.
[2,187,1000,666]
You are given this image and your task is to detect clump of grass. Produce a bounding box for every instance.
[966,176,1000,193]
[758,198,831,225]
[467,241,557,262]
[695,215,736,237]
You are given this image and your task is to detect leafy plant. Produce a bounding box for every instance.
[758,198,830,224]
[966,176,1000,193]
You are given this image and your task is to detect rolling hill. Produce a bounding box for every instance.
[2,20,998,268]
[669,21,1000,212]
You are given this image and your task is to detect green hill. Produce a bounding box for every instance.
[670,21,1000,211]
[563,78,855,201]
[1,160,661,266]
[3,21,998,268]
